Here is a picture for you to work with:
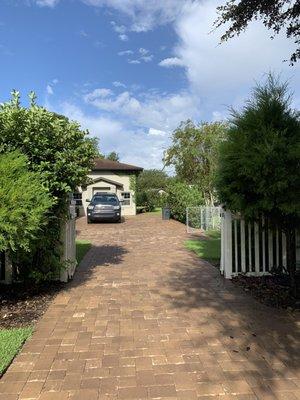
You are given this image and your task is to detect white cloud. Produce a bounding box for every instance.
[45,79,58,96]
[113,81,126,88]
[84,88,113,102]
[158,57,185,68]
[139,47,149,56]
[83,0,189,32]
[118,50,133,56]
[79,30,89,37]
[141,55,153,62]
[84,89,199,131]
[50,101,169,169]
[110,21,127,34]
[33,0,300,169]
[119,47,153,63]
[34,0,59,6]
[172,0,300,113]
[119,34,128,41]
[148,128,167,136]
[46,84,53,95]
[110,21,129,41]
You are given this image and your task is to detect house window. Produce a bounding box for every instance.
[73,192,82,206]
[121,192,131,206]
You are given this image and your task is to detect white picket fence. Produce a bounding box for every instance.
[220,210,294,279]
[186,206,221,234]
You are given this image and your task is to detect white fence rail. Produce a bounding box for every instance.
[187,206,221,234]
[60,203,77,282]
[220,210,299,279]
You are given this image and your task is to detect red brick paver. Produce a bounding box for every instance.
[1,214,299,399]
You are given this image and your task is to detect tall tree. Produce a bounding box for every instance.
[137,169,169,192]
[216,75,300,295]
[106,151,120,162]
[164,120,227,206]
[214,0,300,64]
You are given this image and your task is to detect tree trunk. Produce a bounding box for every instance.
[285,228,297,298]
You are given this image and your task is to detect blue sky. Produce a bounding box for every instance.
[1,0,299,169]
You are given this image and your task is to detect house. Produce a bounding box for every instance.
[75,158,143,216]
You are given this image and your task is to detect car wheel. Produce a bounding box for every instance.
[87,218,92,224]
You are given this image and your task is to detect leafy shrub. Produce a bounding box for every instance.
[0,151,53,253]
[136,190,161,212]
[0,92,98,281]
[162,181,203,223]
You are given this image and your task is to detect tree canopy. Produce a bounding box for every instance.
[0,91,98,208]
[164,120,227,205]
[137,169,169,192]
[136,169,169,211]
[106,151,120,162]
[215,0,300,64]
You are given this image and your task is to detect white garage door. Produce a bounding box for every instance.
[92,187,111,195]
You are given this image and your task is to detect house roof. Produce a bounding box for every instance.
[92,158,143,172]
[91,176,124,188]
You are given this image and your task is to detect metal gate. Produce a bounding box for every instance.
[186,206,221,234]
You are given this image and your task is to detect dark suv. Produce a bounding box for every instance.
[86,193,122,223]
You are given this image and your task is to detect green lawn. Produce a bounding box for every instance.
[185,230,221,264]
[76,240,92,264]
[150,207,162,214]
[0,327,33,375]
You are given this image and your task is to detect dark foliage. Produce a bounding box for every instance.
[215,0,300,64]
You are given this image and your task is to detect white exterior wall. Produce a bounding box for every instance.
[79,171,137,216]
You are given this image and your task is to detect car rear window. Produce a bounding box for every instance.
[92,195,119,205]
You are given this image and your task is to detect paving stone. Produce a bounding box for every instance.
[1,214,299,399]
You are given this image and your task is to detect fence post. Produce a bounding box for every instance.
[268,228,273,271]
[220,212,224,275]
[240,220,246,273]
[0,253,13,284]
[186,207,189,234]
[60,203,77,283]
[223,210,233,279]
[254,222,260,273]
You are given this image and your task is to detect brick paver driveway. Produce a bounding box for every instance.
[1,214,299,400]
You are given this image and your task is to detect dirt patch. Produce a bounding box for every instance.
[232,274,299,309]
[0,282,65,329]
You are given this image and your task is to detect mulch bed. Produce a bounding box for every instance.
[232,274,300,309]
[0,282,65,329]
